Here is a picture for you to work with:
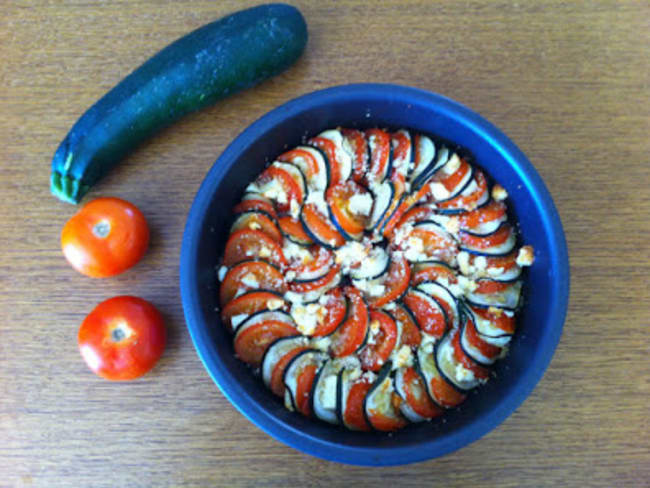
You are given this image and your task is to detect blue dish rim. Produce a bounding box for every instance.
[180,83,570,466]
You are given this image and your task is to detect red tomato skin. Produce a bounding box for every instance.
[78,296,166,381]
[61,197,149,278]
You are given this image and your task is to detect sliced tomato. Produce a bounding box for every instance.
[410,226,458,263]
[472,306,516,334]
[366,398,409,431]
[364,128,392,185]
[341,128,368,183]
[433,157,471,193]
[411,261,458,286]
[402,290,447,338]
[391,204,434,237]
[389,130,411,184]
[289,265,341,294]
[457,200,506,229]
[309,136,342,186]
[459,223,512,249]
[429,374,466,408]
[286,246,332,278]
[223,229,287,268]
[301,203,346,248]
[312,288,347,336]
[343,377,373,431]
[474,279,513,294]
[402,367,442,418]
[464,313,502,359]
[377,179,407,235]
[278,216,313,245]
[221,291,286,331]
[391,303,421,347]
[481,251,520,274]
[451,329,490,380]
[270,346,310,397]
[230,211,282,243]
[326,181,370,236]
[234,321,298,367]
[233,196,278,220]
[219,260,286,306]
[256,165,303,213]
[295,363,319,416]
[438,170,488,211]
[359,310,398,372]
[278,148,321,182]
[368,254,410,307]
[330,287,369,357]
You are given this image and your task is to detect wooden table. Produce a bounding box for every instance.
[1,1,648,486]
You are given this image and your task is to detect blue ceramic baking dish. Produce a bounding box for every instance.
[180,84,569,466]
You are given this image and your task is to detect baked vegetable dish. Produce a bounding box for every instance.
[217,127,535,431]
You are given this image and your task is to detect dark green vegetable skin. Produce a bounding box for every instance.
[51,4,307,203]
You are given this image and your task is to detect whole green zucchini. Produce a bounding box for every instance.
[51,3,307,204]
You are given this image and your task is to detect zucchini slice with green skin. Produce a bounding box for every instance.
[50,3,307,203]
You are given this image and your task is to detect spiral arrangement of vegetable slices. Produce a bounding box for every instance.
[217,127,535,431]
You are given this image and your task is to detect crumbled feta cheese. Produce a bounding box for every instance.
[487,306,503,316]
[306,190,328,215]
[312,336,331,352]
[504,310,515,318]
[353,278,386,297]
[443,153,461,175]
[218,265,228,281]
[266,298,284,310]
[289,199,301,219]
[285,270,296,282]
[260,178,288,205]
[361,371,377,383]
[392,223,414,246]
[230,314,248,329]
[291,303,326,336]
[492,184,508,202]
[487,267,505,277]
[457,251,471,275]
[404,236,425,261]
[516,245,535,266]
[348,368,362,382]
[347,192,373,216]
[240,273,259,288]
[421,335,437,351]
[455,361,476,383]
[383,302,396,311]
[444,216,460,234]
[283,241,313,264]
[318,293,331,306]
[392,345,413,369]
[284,290,303,304]
[457,275,478,293]
[430,182,450,201]
[258,246,272,258]
[474,256,488,271]
[335,240,368,272]
[248,221,262,230]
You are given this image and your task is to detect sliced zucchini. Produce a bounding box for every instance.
[349,247,389,280]
[311,356,360,424]
[261,335,310,390]
[283,349,328,414]
[465,280,522,311]
[367,180,394,231]
[233,309,294,335]
[363,362,408,431]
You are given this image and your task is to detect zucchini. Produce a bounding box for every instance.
[50,3,308,203]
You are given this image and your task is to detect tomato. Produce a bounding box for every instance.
[221,291,286,331]
[330,287,369,357]
[410,226,458,263]
[389,130,411,184]
[438,170,488,210]
[233,197,278,220]
[471,306,516,334]
[457,200,506,229]
[463,315,502,360]
[295,364,318,416]
[429,374,466,408]
[278,216,313,245]
[432,157,471,193]
[234,320,297,367]
[451,329,490,380]
[364,128,391,185]
[326,181,369,236]
[411,261,457,286]
[368,254,410,307]
[391,303,421,348]
[309,136,343,186]
[301,203,346,248]
[341,128,368,183]
[312,288,347,336]
[278,148,321,181]
[78,296,165,381]
[359,310,398,372]
[401,367,442,418]
[223,229,287,268]
[343,377,373,431]
[402,291,448,338]
[270,347,309,397]
[474,279,513,294]
[459,223,512,249]
[219,260,286,306]
[366,397,409,431]
[231,211,282,243]
[61,197,149,278]
[256,166,303,212]
[288,265,341,294]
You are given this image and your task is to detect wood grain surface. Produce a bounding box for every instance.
[1,1,649,487]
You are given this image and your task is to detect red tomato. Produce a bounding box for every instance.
[61,197,149,278]
[78,296,166,381]
[343,377,373,431]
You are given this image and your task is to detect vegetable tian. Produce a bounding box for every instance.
[217,127,535,431]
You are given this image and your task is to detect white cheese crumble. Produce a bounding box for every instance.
[516,245,535,266]
[347,192,373,216]
[248,221,262,231]
[312,336,332,352]
[353,278,386,297]
[382,302,396,311]
[492,184,508,201]
[444,216,460,234]
[266,298,284,310]
[320,375,338,409]
[258,246,272,258]
[457,275,479,294]
[305,190,328,216]
[487,266,505,277]
[284,290,304,304]
[454,361,476,383]
[430,182,450,201]
[230,314,248,330]
[403,236,425,261]
[290,303,326,336]
[285,270,296,282]
[218,265,228,281]
[335,240,368,272]
[391,345,414,369]
[443,153,461,175]
[457,251,471,275]
[392,223,414,247]
[260,178,288,205]
[240,273,259,288]
[283,241,313,264]
[289,199,301,219]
